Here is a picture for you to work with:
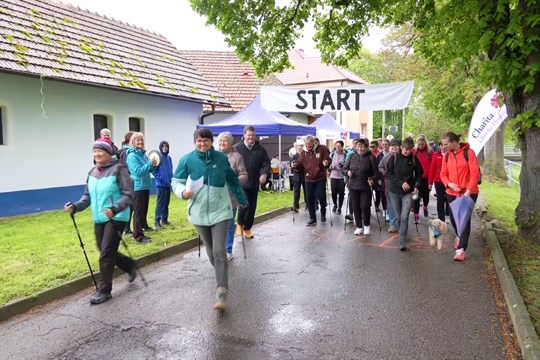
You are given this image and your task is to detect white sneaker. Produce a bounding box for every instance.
[227,253,233,261]
[354,227,363,235]
[363,225,371,235]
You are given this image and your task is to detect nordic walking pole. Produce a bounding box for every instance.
[326,176,333,226]
[241,226,247,259]
[370,185,382,232]
[344,190,350,231]
[118,233,148,287]
[70,213,98,291]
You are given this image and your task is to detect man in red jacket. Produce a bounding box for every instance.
[440,132,480,262]
[292,135,331,226]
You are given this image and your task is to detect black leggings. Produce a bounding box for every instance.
[330,178,345,209]
[413,179,430,214]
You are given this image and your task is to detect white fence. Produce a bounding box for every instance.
[504,159,521,188]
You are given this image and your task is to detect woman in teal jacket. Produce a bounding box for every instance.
[172,128,248,312]
[65,139,137,305]
[126,132,157,243]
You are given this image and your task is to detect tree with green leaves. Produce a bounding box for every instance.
[190,0,540,244]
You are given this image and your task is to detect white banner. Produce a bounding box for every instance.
[468,89,507,154]
[260,81,414,113]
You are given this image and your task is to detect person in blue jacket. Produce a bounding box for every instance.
[152,140,173,228]
[65,139,137,305]
[126,132,158,243]
[172,128,248,312]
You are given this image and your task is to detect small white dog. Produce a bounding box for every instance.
[428,219,448,250]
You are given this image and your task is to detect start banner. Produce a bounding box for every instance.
[260,81,414,113]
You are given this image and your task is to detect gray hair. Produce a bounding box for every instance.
[100,128,111,136]
[217,131,234,144]
[304,135,315,143]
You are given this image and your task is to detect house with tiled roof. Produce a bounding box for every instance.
[0,0,228,216]
[275,49,373,144]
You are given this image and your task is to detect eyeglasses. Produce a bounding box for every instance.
[369,145,376,148]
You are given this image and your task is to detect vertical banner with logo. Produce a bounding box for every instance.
[468,89,507,154]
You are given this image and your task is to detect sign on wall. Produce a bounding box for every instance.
[260,81,414,113]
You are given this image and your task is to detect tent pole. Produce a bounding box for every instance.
[402,109,405,139]
[382,110,386,139]
[279,134,282,192]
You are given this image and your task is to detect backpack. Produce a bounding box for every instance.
[117,148,129,168]
[445,148,482,185]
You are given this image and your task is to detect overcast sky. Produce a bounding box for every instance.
[60,0,383,56]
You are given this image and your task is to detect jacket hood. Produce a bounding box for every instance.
[159,141,170,154]
[127,146,145,155]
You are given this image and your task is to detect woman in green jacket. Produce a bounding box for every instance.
[172,128,248,312]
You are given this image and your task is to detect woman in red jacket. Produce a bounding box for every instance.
[440,132,481,262]
[428,144,450,222]
[412,136,433,223]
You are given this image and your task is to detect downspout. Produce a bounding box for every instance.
[199,104,215,125]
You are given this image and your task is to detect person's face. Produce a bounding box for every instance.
[161,144,169,153]
[441,138,457,152]
[390,144,399,154]
[335,143,343,152]
[93,148,111,165]
[101,131,111,140]
[195,136,212,152]
[382,141,390,152]
[244,130,256,146]
[401,146,413,156]
[369,143,377,152]
[304,138,314,151]
[356,142,367,153]
[133,136,144,149]
[417,140,426,150]
[218,138,231,152]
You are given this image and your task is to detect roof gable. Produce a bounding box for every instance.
[275,49,367,86]
[0,0,228,105]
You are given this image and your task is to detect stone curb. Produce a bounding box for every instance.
[0,206,292,323]
[478,198,540,360]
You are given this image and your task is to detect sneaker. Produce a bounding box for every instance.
[123,229,133,235]
[235,224,242,236]
[128,263,138,282]
[162,220,171,226]
[385,213,390,222]
[423,205,429,217]
[345,214,353,222]
[454,248,466,261]
[136,236,152,244]
[413,214,420,224]
[453,237,460,250]
[321,213,326,223]
[213,287,227,311]
[243,229,254,239]
[399,245,408,251]
[336,208,341,215]
[354,227,363,235]
[90,291,112,305]
[154,222,162,229]
[363,226,371,235]
[332,205,337,213]
[292,207,299,213]
[388,226,398,233]
[227,253,234,262]
[306,219,317,226]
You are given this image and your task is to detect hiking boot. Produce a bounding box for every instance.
[213,287,227,311]
[413,214,420,224]
[136,236,152,244]
[454,248,466,261]
[227,252,234,262]
[388,226,398,233]
[154,222,162,229]
[363,226,371,235]
[306,219,317,227]
[423,205,429,217]
[128,263,138,283]
[332,205,337,213]
[354,227,363,235]
[321,213,326,223]
[235,224,242,236]
[243,229,254,239]
[453,236,460,250]
[162,220,171,226]
[90,291,112,305]
[345,214,353,222]
[292,207,299,213]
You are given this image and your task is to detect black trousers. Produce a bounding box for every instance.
[350,189,372,227]
[305,179,327,221]
[94,221,135,293]
[330,178,345,210]
[293,175,306,209]
[434,181,449,221]
[413,179,430,214]
[446,193,478,251]
[133,190,150,241]
[238,187,258,230]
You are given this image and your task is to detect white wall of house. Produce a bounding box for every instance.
[0,72,202,194]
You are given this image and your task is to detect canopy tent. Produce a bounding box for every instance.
[196,95,316,136]
[311,113,360,140]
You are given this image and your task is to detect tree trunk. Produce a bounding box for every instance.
[482,123,507,179]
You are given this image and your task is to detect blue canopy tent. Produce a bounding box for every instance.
[311,113,360,140]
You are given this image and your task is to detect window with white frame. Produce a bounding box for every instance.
[129,117,142,132]
[93,114,109,140]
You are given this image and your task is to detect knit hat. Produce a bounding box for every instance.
[93,138,113,155]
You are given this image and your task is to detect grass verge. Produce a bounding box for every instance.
[0,190,292,306]
[481,176,540,335]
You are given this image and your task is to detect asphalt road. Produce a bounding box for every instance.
[0,204,512,359]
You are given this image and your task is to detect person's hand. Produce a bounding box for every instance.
[428,184,433,190]
[323,159,330,167]
[103,208,114,219]
[368,178,374,187]
[259,174,267,185]
[64,202,75,214]
[448,182,461,192]
[402,182,411,191]
[347,170,352,177]
[463,189,471,197]
[182,190,194,199]
[291,161,297,169]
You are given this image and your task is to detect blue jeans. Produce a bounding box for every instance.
[226,208,237,254]
[386,194,398,227]
[154,186,171,224]
[388,192,413,246]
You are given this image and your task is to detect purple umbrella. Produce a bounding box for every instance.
[450,195,475,236]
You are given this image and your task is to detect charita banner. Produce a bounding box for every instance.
[468,89,507,154]
[260,81,414,113]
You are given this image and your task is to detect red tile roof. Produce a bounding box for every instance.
[275,49,367,85]
[179,50,282,111]
[0,0,228,105]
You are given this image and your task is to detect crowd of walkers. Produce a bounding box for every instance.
[64,125,479,311]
